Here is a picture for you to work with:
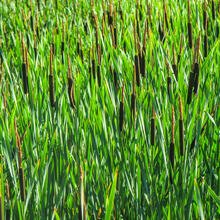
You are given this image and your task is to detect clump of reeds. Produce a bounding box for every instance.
[151,105,155,146]
[79,167,87,220]
[165,50,171,101]
[179,95,184,156]
[21,34,29,94]
[49,46,55,107]
[131,65,136,124]
[170,105,175,169]
[14,120,26,201]
[134,19,140,87]
[188,0,193,48]
[67,54,76,109]
[119,80,125,132]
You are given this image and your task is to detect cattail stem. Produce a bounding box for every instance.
[6,180,10,220]
[212,0,215,20]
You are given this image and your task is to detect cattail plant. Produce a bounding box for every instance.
[170,105,175,169]
[79,167,87,220]
[35,12,39,39]
[119,0,123,20]
[89,47,92,86]
[204,15,208,58]
[49,46,55,107]
[163,0,169,31]
[22,34,29,94]
[136,7,140,39]
[34,33,37,59]
[131,65,136,124]
[108,1,113,27]
[188,0,193,48]
[134,19,140,87]
[67,54,76,109]
[151,105,155,146]
[30,4,34,31]
[0,162,3,220]
[179,95,184,156]
[14,120,26,201]
[177,34,183,65]
[193,31,201,95]
[158,14,164,42]
[79,36,84,61]
[114,7,117,48]
[166,50,171,101]
[212,0,215,21]
[97,45,101,87]
[172,44,178,81]
[92,43,96,80]
[119,80,125,132]
[102,0,106,24]
[140,20,147,77]
[6,180,10,220]
[187,38,198,104]
[61,21,65,64]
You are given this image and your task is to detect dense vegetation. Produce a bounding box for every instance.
[0,0,219,219]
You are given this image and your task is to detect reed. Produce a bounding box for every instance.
[92,43,96,80]
[172,43,178,81]
[89,47,92,86]
[177,34,183,65]
[97,45,101,87]
[140,20,147,77]
[67,53,76,109]
[61,21,65,64]
[49,46,55,107]
[22,34,29,94]
[193,31,201,95]
[170,105,175,169]
[14,120,26,201]
[158,14,164,42]
[119,0,123,21]
[131,65,136,124]
[204,16,208,58]
[134,19,140,87]
[188,0,193,48]
[119,80,125,132]
[0,163,3,220]
[114,7,117,48]
[179,95,184,156]
[151,105,155,146]
[212,0,215,20]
